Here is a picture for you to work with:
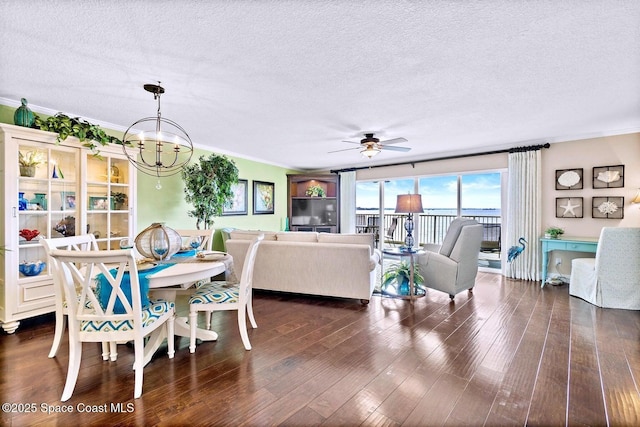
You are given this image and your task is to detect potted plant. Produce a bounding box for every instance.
[545,226,564,239]
[110,192,128,210]
[181,153,239,229]
[305,184,326,197]
[382,261,424,295]
[18,150,45,177]
[34,112,122,155]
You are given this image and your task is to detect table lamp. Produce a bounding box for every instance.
[395,194,424,250]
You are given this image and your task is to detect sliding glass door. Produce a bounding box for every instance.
[357,171,503,270]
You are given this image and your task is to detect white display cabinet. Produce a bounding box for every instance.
[0,123,136,333]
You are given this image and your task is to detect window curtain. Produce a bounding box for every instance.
[505,149,541,280]
[339,171,356,233]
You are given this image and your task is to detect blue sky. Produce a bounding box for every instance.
[356,173,501,210]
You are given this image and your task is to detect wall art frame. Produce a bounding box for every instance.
[222,179,248,216]
[555,168,583,190]
[592,196,624,219]
[592,165,624,189]
[253,180,274,215]
[556,197,583,218]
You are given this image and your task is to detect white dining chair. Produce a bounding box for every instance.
[174,228,215,252]
[188,234,263,353]
[48,248,175,401]
[41,234,114,359]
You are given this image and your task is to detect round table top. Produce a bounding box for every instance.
[382,247,423,256]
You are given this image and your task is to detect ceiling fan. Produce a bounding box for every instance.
[329,133,410,158]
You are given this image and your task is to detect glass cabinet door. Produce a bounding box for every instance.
[84,151,133,250]
[17,142,79,280]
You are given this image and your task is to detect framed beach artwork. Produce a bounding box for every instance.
[555,168,583,190]
[592,165,624,189]
[556,197,583,218]
[253,180,274,215]
[592,196,624,219]
[222,179,248,216]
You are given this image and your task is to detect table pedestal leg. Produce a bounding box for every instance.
[175,316,219,341]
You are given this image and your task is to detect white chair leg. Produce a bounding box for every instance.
[61,341,83,402]
[247,297,257,329]
[133,336,144,399]
[205,310,212,330]
[189,309,198,354]
[238,307,251,350]
[109,341,118,361]
[48,312,66,358]
[167,315,175,359]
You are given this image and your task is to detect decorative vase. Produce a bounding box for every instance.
[32,193,47,210]
[19,165,36,177]
[398,278,410,296]
[110,165,120,183]
[18,192,28,211]
[14,98,35,128]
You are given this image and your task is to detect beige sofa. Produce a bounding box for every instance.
[225,230,380,303]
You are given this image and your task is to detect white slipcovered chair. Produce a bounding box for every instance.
[416,218,483,300]
[569,227,640,310]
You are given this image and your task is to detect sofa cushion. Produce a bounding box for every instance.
[318,233,375,254]
[229,230,277,241]
[276,231,319,242]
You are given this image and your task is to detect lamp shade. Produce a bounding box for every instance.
[395,194,424,214]
[360,145,380,158]
[632,189,640,204]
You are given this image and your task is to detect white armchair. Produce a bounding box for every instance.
[416,218,483,300]
[569,227,640,310]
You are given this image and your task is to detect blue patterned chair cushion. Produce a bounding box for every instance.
[95,264,173,314]
[80,299,174,332]
[189,283,239,304]
[63,296,93,309]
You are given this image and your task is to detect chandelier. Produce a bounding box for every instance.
[122,83,194,185]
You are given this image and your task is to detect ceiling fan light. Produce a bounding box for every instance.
[361,145,380,158]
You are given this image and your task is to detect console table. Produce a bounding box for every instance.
[540,236,598,287]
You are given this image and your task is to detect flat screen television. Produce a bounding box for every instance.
[290,198,336,226]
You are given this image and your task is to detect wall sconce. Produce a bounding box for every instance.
[631,189,640,204]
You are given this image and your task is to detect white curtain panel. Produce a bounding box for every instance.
[505,150,541,280]
[339,171,356,233]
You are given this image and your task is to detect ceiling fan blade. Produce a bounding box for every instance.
[341,140,361,145]
[328,147,360,153]
[381,145,411,152]
[381,137,408,145]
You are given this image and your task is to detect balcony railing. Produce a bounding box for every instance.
[356,213,501,247]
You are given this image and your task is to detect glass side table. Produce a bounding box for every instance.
[381,247,426,300]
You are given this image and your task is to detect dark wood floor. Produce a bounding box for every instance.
[2,272,640,426]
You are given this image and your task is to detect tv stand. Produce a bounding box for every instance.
[287,174,339,233]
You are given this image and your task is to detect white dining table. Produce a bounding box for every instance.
[142,259,227,364]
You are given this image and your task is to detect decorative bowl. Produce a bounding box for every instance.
[19,261,46,276]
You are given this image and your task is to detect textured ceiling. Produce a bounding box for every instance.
[2,1,640,171]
